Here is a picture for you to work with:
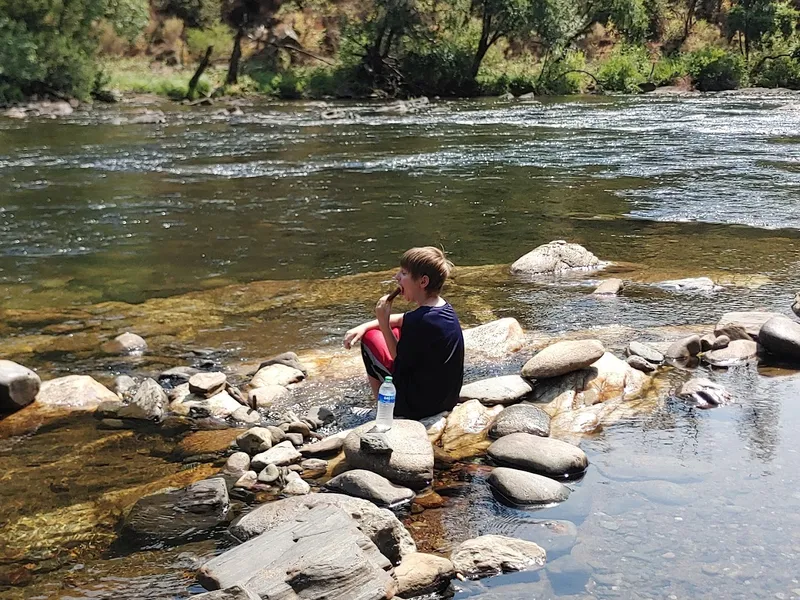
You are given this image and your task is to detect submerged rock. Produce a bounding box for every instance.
[593,278,623,295]
[657,277,718,292]
[488,433,588,477]
[101,332,147,355]
[510,240,601,276]
[462,317,525,359]
[459,375,533,406]
[626,341,664,364]
[716,311,783,339]
[677,378,733,409]
[489,403,551,439]
[759,316,800,362]
[394,552,455,597]
[325,469,415,507]
[665,335,702,359]
[488,467,571,506]
[451,535,546,578]
[522,339,605,379]
[703,339,758,367]
[441,400,504,459]
[36,375,119,411]
[0,360,41,412]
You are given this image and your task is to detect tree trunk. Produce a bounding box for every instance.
[226,28,244,86]
[471,10,492,79]
[187,46,214,100]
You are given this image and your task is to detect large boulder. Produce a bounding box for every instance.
[199,505,396,599]
[489,403,551,439]
[521,340,605,379]
[510,240,601,276]
[394,553,455,598]
[488,467,570,506]
[122,477,230,542]
[459,375,533,406]
[440,400,504,459]
[703,339,758,367]
[715,311,783,340]
[462,318,525,360]
[759,316,800,362]
[343,420,433,489]
[117,378,166,421]
[35,375,119,411]
[229,493,416,564]
[0,360,41,412]
[325,470,415,507]
[451,535,546,578]
[487,433,588,477]
[192,587,260,600]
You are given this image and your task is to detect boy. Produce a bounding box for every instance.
[344,247,465,420]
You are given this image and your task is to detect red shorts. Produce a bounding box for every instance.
[360,328,401,381]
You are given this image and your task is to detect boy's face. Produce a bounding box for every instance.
[394,267,429,301]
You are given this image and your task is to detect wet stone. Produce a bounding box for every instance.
[189,372,228,397]
[627,355,657,373]
[488,432,588,477]
[251,441,301,470]
[665,335,702,359]
[159,366,199,385]
[451,534,547,578]
[325,469,415,507]
[489,403,551,439]
[626,341,664,364]
[235,427,273,455]
[118,378,166,421]
[102,331,147,355]
[522,339,606,379]
[460,375,534,406]
[257,464,280,484]
[488,467,571,506]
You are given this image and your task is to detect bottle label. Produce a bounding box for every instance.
[378,393,395,404]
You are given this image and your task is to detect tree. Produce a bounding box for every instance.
[154,0,223,28]
[221,0,280,85]
[727,0,798,61]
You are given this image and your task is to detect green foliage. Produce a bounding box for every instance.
[154,0,222,27]
[602,0,651,42]
[686,46,745,90]
[536,51,590,95]
[105,0,150,42]
[595,44,650,92]
[728,0,799,58]
[751,54,800,88]
[652,54,687,85]
[185,22,235,60]
[401,35,477,96]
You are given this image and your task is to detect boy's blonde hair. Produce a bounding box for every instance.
[400,246,454,295]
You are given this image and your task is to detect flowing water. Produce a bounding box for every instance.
[1,90,800,599]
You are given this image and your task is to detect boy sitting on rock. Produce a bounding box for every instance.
[344,247,465,420]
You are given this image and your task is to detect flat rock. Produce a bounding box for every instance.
[325,469,415,507]
[678,377,733,409]
[489,403,550,439]
[716,311,783,339]
[703,339,758,367]
[441,400,504,459]
[250,364,305,388]
[451,535,546,578]
[714,324,752,341]
[488,432,588,477]
[236,427,273,455]
[626,341,664,364]
[171,390,242,419]
[248,385,290,409]
[665,335,702,359]
[462,318,525,360]
[251,441,301,470]
[159,366,199,384]
[657,277,717,292]
[593,278,623,295]
[460,375,534,406]
[189,372,228,397]
[229,493,416,564]
[522,340,605,379]
[118,378,166,421]
[192,586,260,600]
[101,332,147,355]
[394,552,455,597]
[759,316,800,362]
[343,420,433,489]
[230,407,260,425]
[627,355,657,372]
[258,351,308,375]
[488,467,570,506]
[0,360,41,411]
[511,240,600,276]
[301,458,328,477]
[300,430,350,457]
[35,375,119,411]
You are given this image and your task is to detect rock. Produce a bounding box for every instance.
[95,400,123,419]
[343,420,433,489]
[250,364,305,388]
[488,467,571,506]
[627,355,657,373]
[793,293,800,317]
[258,351,308,375]
[301,458,328,477]
[285,432,304,446]
[489,403,551,439]
[499,91,515,100]
[251,441,301,470]
[678,378,733,409]
[3,107,27,119]
[248,385,291,410]
[460,375,534,406]
[593,278,623,295]
[93,88,124,103]
[114,375,138,400]
[0,360,41,412]
[716,311,784,339]
[487,433,588,477]
[229,493,416,564]
[122,478,230,542]
[626,341,664,364]
[159,366,199,385]
[759,316,800,362]
[230,406,260,424]
[306,405,334,426]
[519,92,536,100]
[714,324,752,341]
[34,101,74,117]
[421,411,448,443]
[234,471,258,489]
[172,390,242,419]
[703,339,758,367]
[191,585,260,600]
[130,109,166,124]
[712,335,731,349]
[665,335,702,359]
[360,432,392,454]
[394,553,455,597]
[510,240,601,276]
[198,505,396,599]
[101,332,147,354]
[657,277,718,292]
[325,470,415,507]
[267,425,286,445]
[223,452,251,475]
[462,318,525,359]
[282,472,311,495]
[522,339,605,379]
[300,430,350,457]
[451,535,546,578]
[257,463,280,484]
[189,372,228,397]
[287,421,311,437]
[168,382,191,403]
[441,400,504,459]
[117,378,166,421]
[35,375,119,411]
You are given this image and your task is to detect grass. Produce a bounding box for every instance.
[101,58,225,99]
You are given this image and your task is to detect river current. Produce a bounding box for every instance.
[1,90,800,599]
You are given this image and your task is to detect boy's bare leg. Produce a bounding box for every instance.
[368,376,381,398]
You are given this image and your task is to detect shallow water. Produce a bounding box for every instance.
[1,91,800,599]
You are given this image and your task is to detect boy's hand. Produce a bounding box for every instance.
[344,326,365,349]
[375,294,393,326]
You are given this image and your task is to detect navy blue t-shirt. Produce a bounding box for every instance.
[393,302,465,419]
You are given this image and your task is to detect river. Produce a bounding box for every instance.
[1,90,799,599]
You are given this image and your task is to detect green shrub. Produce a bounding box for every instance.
[652,54,687,86]
[686,47,745,91]
[185,22,234,61]
[536,51,590,95]
[401,41,476,97]
[751,55,800,89]
[596,45,650,92]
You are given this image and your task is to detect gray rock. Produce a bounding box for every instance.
[158,366,199,384]
[793,293,800,317]
[281,472,311,495]
[230,406,260,424]
[117,378,166,421]
[306,406,334,426]
[657,277,718,292]
[101,332,147,355]
[714,324,752,341]
[223,452,251,475]
[361,432,392,454]
[522,340,605,379]
[234,471,258,489]
[394,553,455,597]
[258,351,308,375]
[229,493,416,564]
[488,467,570,506]
[267,425,286,445]
[189,372,228,397]
[171,390,242,419]
[301,458,328,477]
[343,420,434,489]
[713,334,731,349]
[250,364,304,388]
[665,335,702,359]
[626,355,657,373]
[678,378,732,409]
[462,318,526,360]
[285,432,304,446]
[489,404,550,439]
[451,535,546,578]
[759,316,800,362]
[95,400,123,419]
[460,375,534,406]
[130,109,166,124]
[113,374,138,400]
[123,477,230,541]
[287,421,311,437]
[488,432,588,477]
[251,441,301,470]
[700,333,717,352]
[626,341,664,364]
[593,278,623,295]
[257,463,280,484]
[325,469,415,507]
[191,585,260,600]
[703,339,757,367]
[248,385,290,409]
[716,311,784,339]
[34,375,120,411]
[199,506,396,599]
[511,241,601,276]
[0,360,41,411]
[300,430,350,457]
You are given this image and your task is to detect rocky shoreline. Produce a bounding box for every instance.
[2,240,799,598]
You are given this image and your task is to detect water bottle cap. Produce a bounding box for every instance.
[384,376,393,383]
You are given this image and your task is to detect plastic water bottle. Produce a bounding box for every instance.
[375,376,396,431]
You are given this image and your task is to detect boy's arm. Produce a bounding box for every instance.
[343,313,404,349]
